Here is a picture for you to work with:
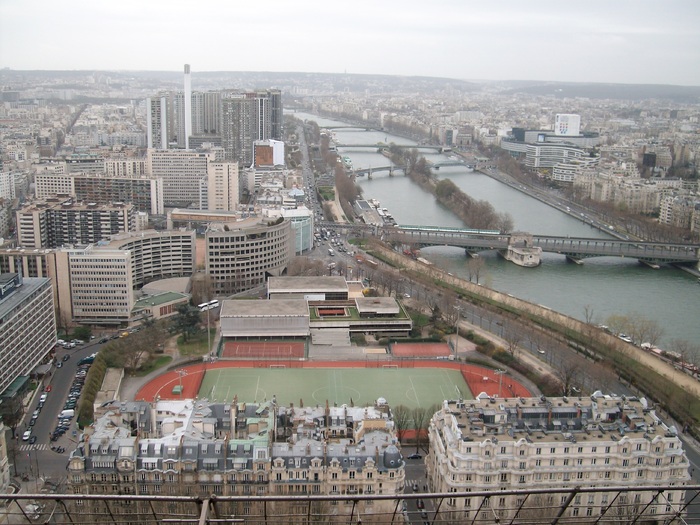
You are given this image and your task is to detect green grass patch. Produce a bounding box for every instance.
[317,186,335,201]
[134,355,173,377]
[198,368,472,409]
[178,328,216,356]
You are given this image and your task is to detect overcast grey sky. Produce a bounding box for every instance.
[1,0,699,85]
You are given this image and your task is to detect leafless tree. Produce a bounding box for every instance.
[392,405,412,444]
[411,406,434,453]
[555,354,585,396]
[501,320,523,357]
[440,291,460,326]
[626,312,664,347]
[605,313,629,336]
[190,272,215,306]
[467,256,485,284]
[335,259,348,277]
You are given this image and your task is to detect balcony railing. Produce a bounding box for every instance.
[1,484,699,524]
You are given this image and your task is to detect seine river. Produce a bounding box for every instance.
[292,112,700,347]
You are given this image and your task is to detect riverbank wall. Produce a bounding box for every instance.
[373,242,700,412]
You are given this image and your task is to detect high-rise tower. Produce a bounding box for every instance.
[146,95,170,149]
[183,64,192,149]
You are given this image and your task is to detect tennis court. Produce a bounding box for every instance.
[197,367,472,409]
[220,341,306,359]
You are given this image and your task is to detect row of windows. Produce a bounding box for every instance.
[463,442,676,456]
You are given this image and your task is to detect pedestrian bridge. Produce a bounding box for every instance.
[381,225,700,268]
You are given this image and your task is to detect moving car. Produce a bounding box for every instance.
[22,430,32,441]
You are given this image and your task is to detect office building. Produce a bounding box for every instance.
[146,149,211,207]
[0,273,56,395]
[0,230,195,326]
[16,200,137,249]
[205,218,293,295]
[54,246,134,325]
[554,113,581,136]
[427,393,690,523]
[254,139,285,167]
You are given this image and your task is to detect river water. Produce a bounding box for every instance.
[291,112,700,346]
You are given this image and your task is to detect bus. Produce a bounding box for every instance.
[198,300,220,311]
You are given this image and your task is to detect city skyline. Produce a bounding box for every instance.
[1,0,699,86]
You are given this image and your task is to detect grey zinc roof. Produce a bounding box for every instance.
[267,276,348,293]
[221,298,309,317]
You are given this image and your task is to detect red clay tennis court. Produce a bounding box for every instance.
[221,341,306,359]
[391,342,451,358]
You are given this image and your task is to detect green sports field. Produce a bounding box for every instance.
[198,367,472,409]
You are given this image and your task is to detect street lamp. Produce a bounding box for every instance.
[495,369,506,398]
[453,305,463,356]
[176,369,187,398]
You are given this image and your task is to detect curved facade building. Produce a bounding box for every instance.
[106,229,196,287]
[205,218,293,295]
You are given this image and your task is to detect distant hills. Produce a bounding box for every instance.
[1,69,699,102]
[492,80,700,102]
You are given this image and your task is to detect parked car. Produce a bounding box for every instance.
[29,436,37,445]
[407,454,422,460]
[62,354,70,362]
[22,430,32,441]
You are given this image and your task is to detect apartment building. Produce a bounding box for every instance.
[427,394,690,523]
[16,199,137,249]
[207,161,239,211]
[35,172,164,215]
[67,398,403,521]
[205,218,293,295]
[0,273,56,395]
[104,159,147,177]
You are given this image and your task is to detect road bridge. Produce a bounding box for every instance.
[334,143,446,152]
[319,222,700,268]
[353,166,405,176]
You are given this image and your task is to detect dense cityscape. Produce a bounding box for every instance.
[0,61,699,524]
